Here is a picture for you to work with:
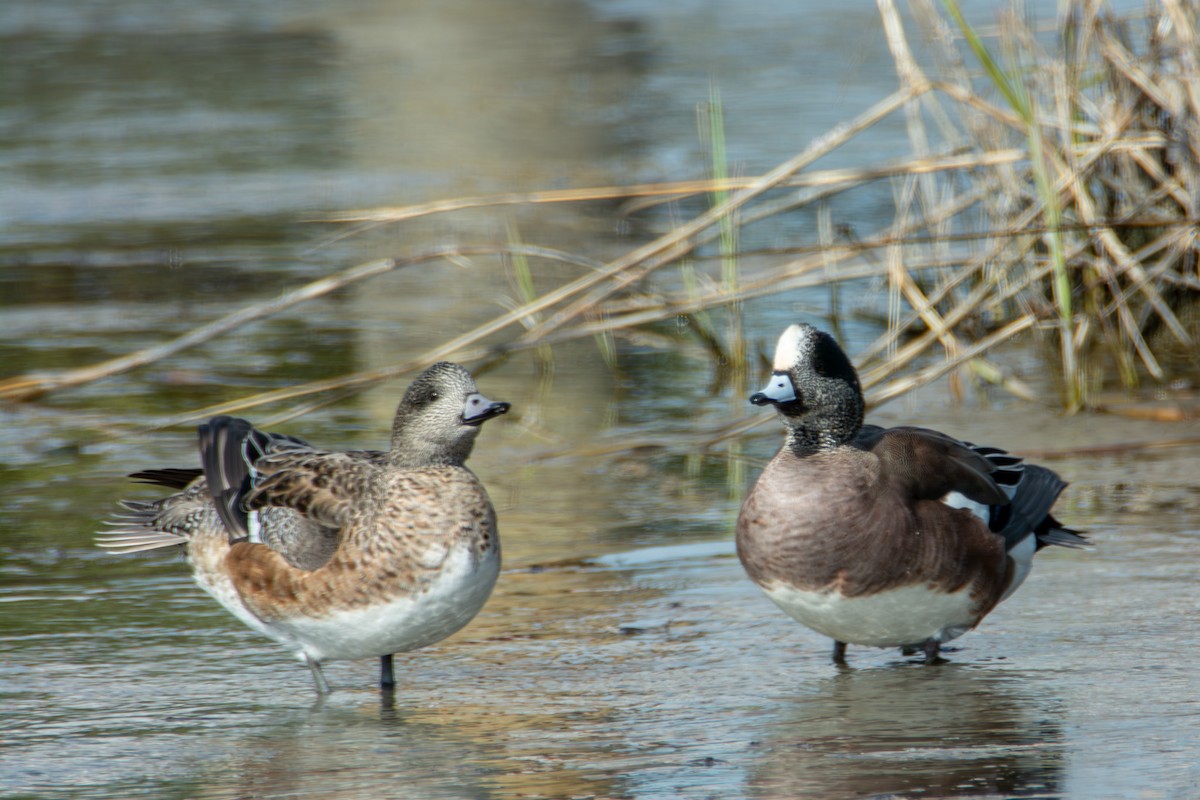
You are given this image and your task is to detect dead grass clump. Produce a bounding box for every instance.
[923,0,1200,409]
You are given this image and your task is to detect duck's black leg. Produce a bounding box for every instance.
[380,654,395,690]
[832,640,848,665]
[922,639,944,665]
[306,655,332,695]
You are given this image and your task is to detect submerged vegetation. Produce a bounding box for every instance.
[3,1,1197,427]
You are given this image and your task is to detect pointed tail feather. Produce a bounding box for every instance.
[95,501,189,553]
[988,462,1087,550]
[94,530,188,553]
[127,468,202,490]
[1036,513,1089,550]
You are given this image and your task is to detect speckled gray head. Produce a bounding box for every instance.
[749,324,863,449]
[391,362,510,467]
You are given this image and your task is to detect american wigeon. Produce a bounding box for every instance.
[98,362,510,693]
[736,323,1086,664]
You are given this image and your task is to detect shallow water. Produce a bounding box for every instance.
[3,1,1199,799]
[4,493,1199,799]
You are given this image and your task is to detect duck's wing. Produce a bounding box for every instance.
[951,440,1086,549]
[96,421,333,559]
[197,416,316,538]
[858,425,1087,551]
[977,458,1087,550]
[199,416,388,543]
[244,449,380,531]
[856,425,1009,506]
[246,450,393,571]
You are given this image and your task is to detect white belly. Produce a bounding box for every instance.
[762,580,980,647]
[276,545,501,662]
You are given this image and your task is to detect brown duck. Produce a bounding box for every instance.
[98,362,510,693]
[736,323,1086,664]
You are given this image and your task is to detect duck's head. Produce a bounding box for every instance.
[391,362,510,466]
[750,323,863,448]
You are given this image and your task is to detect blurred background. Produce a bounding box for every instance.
[2,1,1198,799]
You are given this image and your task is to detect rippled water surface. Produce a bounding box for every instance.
[3,1,1198,799]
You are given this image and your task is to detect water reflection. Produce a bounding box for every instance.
[749,665,1065,799]
[190,704,494,800]
[172,690,629,800]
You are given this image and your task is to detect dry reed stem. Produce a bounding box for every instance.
[328,122,1046,231]
[671,187,989,319]
[0,245,605,404]
[9,2,1195,432]
[866,315,1037,406]
[868,21,1195,383]
[529,314,1040,465]
[309,97,928,394]
[858,258,1057,388]
[323,181,733,224]
[515,89,917,345]
[0,257,398,403]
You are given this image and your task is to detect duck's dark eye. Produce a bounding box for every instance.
[410,388,439,409]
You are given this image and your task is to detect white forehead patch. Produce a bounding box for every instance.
[772,324,810,371]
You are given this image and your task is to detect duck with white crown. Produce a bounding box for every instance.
[736,323,1086,665]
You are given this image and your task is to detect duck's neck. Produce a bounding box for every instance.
[785,425,848,455]
[388,427,477,469]
[781,407,861,455]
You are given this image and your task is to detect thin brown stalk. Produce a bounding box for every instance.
[865,315,1036,407]
[0,244,605,404]
[0,257,396,402]
[515,89,918,344]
